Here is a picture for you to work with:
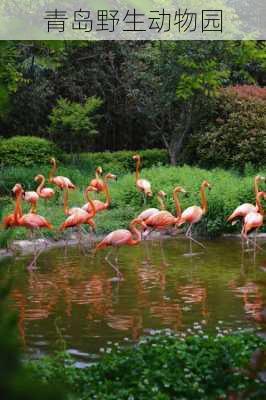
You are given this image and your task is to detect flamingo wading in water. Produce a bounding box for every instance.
[133,154,152,203]
[241,191,266,251]
[227,175,265,226]
[12,183,52,268]
[95,218,146,278]
[142,187,187,236]
[82,173,117,214]
[60,186,97,249]
[177,180,211,252]
[136,190,167,223]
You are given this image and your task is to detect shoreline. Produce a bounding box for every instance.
[1,232,266,261]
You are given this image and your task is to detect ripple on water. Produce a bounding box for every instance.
[1,237,266,362]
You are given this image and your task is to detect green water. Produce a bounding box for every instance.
[0,237,266,364]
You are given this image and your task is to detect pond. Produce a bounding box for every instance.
[1,237,266,365]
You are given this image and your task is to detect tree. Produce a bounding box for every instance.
[134,41,266,164]
[0,41,22,120]
[49,96,103,152]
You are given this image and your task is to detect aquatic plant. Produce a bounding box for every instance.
[29,329,266,400]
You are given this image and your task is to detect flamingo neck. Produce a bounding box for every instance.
[36,176,45,195]
[200,185,208,214]
[157,195,165,211]
[63,189,69,215]
[173,190,182,217]
[129,221,142,245]
[135,158,140,182]
[95,169,100,180]
[84,188,96,218]
[256,192,264,215]
[14,191,23,223]
[49,160,56,181]
[103,177,111,207]
[29,203,37,214]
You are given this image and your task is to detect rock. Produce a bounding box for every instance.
[10,239,48,255]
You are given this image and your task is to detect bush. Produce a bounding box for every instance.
[64,149,169,176]
[49,97,103,152]
[189,86,266,171]
[0,136,59,167]
[29,331,266,400]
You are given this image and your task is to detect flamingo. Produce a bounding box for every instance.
[89,166,104,193]
[177,180,211,251]
[241,191,266,251]
[95,218,146,278]
[59,186,97,248]
[49,157,75,190]
[82,173,117,214]
[227,175,265,225]
[2,185,23,229]
[142,187,187,235]
[132,154,152,203]
[35,174,55,203]
[136,191,167,223]
[22,189,39,214]
[12,183,52,268]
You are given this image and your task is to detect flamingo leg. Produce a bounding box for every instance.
[159,240,168,266]
[143,227,155,240]
[186,224,205,250]
[249,232,263,252]
[105,248,123,278]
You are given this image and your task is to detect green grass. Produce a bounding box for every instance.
[28,330,266,400]
[1,164,266,248]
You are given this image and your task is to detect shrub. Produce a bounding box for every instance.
[49,96,103,152]
[189,86,266,171]
[29,331,266,400]
[64,149,169,175]
[0,136,59,168]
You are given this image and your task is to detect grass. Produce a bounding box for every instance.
[1,164,266,248]
[28,330,266,400]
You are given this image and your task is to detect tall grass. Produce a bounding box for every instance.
[1,164,266,246]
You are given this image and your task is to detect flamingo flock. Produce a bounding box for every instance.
[2,154,266,276]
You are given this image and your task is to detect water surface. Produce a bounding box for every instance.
[1,237,266,363]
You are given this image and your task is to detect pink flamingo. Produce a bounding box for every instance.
[177,180,211,251]
[95,218,146,278]
[12,183,52,268]
[133,154,152,203]
[227,175,265,225]
[142,187,187,235]
[89,166,105,193]
[35,174,55,203]
[137,191,167,223]
[23,189,39,213]
[59,186,97,248]
[82,173,117,214]
[49,158,75,190]
[241,191,266,251]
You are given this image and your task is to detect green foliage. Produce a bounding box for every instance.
[29,331,266,400]
[49,97,103,152]
[0,42,22,117]
[0,136,59,168]
[64,149,169,176]
[0,283,66,400]
[192,86,266,170]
